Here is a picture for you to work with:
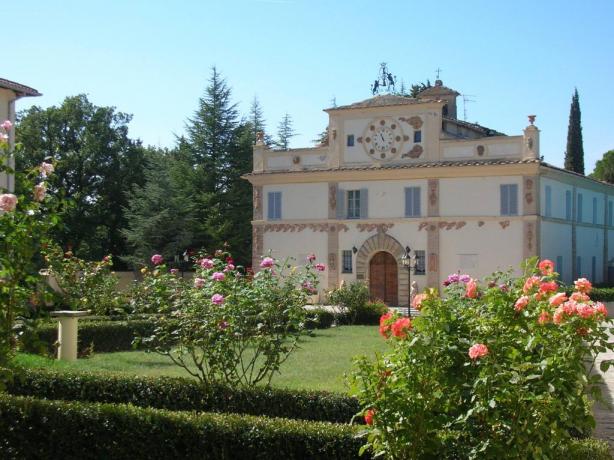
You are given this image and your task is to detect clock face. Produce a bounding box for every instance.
[362,117,406,161]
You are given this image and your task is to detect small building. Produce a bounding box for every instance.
[244,80,614,304]
[0,77,42,192]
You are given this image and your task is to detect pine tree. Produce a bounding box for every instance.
[275,113,297,150]
[249,96,272,145]
[564,88,585,175]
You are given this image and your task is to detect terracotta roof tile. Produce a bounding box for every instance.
[0,78,41,97]
[326,94,441,111]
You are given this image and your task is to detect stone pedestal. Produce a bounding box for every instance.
[50,310,90,361]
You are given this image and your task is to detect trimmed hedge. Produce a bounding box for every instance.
[21,319,156,354]
[8,367,361,424]
[0,394,609,460]
[0,394,367,460]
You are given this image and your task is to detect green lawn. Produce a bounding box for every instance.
[14,325,387,392]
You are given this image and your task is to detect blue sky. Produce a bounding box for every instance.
[4,0,614,171]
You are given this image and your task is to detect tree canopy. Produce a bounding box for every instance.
[564,88,585,175]
[591,150,614,184]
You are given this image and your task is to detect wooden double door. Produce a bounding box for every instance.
[369,251,398,306]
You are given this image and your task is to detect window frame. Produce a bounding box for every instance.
[500,184,519,216]
[347,190,361,219]
[414,250,426,275]
[405,186,421,218]
[341,250,353,274]
[413,130,422,143]
[346,134,354,147]
[267,191,282,220]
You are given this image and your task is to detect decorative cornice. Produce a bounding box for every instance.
[356,223,394,233]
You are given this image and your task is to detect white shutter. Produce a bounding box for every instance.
[336,189,345,219]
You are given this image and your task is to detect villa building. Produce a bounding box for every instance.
[0,77,41,192]
[244,80,614,305]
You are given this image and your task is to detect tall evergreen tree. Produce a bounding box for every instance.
[275,113,297,150]
[249,96,272,146]
[591,150,614,184]
[564,88,585,175]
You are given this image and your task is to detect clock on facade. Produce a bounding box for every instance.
[361,117,408,161]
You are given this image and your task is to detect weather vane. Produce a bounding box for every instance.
[371,62,396,95]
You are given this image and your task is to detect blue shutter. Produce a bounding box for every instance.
[577,194,583,222]
[545,185,552,217]
[500,185,509,215]
[593,197,598,224]
[566,191,572,220]
[509,184,518,215]
[414,187,421,217]
[267,192,275,219]
[336,189,345,219]
[609,201,613,226]
[276,192,282,219]
[359,188,368,219]
[404,187,412,217]
[556,256,563,276]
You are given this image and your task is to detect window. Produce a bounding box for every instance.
[267,191,282,220]
[405,187,421,217]
[556,256,563,276]
[346,134,354,147]
[347,190,361,219]
[413,130,422,143]
[545,185,552,218]
[592,197,598,224]
[342,250,353,273]
[500,184,518,216]
[577,193,583,222]
[592,256,597,281]
[565,190,572,220]
[414,250,426,275]
[609,201,613,226]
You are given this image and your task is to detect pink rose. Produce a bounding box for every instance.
[522,276,541,294]
[0,133,8,144]
[151,254,164,265]
[465,278,478,299]
[0,193,18,212]
[315,263,326,272]
[595,302,608,317]
[562,300,577,316]
[570,291,590,303]
[549,292,567,307]
[260,257,274,268]
[307,254,316,262]
[1,120,12,131]
[194,277,205,288]
[538,259,554,276]
[514,295,530,312]
[412,293,426,310]
[211,272,225,281]
[170,268,179,275]
[574,278,592,294]
[211,293,224,305]
[538,281,558,294]
[33,183,46,202]
[39,162,54,178]
[576,303,595,319]
[468,343,489,360]
[553,307,565,325]
[538,311,551,325]
[200,258,214,269]
[391,317,412,338]
[224,264,235,272]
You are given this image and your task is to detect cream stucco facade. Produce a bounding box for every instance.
[0,78,41,192]
[244,81,614,305]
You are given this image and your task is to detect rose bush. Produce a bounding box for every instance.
[0,120,60,387]
[141,251,321,387]
[42,244,128,316]
[351,258,614,459]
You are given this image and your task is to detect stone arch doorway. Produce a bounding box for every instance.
[369,252,398,305]
[356,232,408,306]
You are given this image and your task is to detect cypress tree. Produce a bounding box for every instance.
[274,113,297,150]
[564,88,585,175]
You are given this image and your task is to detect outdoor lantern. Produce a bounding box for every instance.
[352,246,358,254]
[401,246,416,270]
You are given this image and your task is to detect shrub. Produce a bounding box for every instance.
[0,394,366,460]
[143,251,321,387]
[127,264,187,315]
[351,259,614,459]
[7,367,360,423]
[42,244,129,316]
[20,319,155,355]
[306,308,337,329]
[355,301,388,325]
[327,281,370,325]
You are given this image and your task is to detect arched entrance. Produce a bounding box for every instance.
[369,251,398,305]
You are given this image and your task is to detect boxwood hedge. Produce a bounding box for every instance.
[0,394,609,460]
[8,368,361,424]
[0,394,367,460]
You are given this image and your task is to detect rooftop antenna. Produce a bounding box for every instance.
[435,67,442,80]
[461,94,476,122]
